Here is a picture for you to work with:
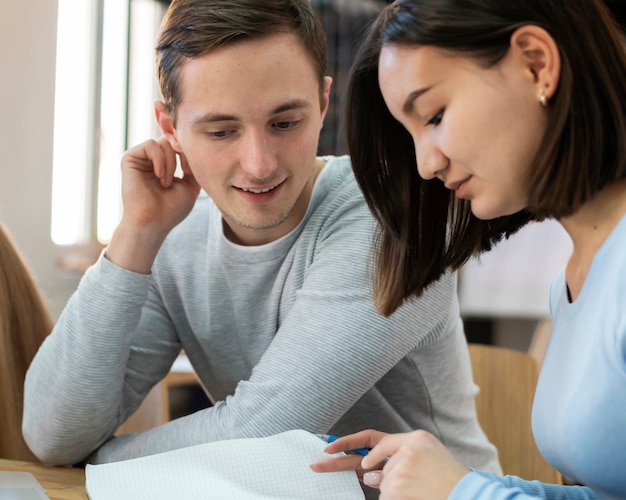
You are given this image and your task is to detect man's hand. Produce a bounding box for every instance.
[106,137,200,273]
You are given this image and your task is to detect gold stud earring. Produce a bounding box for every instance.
[539,88,548,107]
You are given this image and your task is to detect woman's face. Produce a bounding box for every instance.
[378,43,548,220]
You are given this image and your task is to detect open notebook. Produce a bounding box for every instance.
[85,430,365,499]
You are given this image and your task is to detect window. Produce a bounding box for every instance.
[51,0,101,245]
[52,0,165,246]
[51,0,385,247]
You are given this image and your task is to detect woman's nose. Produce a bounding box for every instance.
[415,138,447,181]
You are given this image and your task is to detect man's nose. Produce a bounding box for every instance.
[240,129,278,180]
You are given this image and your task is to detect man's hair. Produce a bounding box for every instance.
[346,0,626,315]
[156,0,327,121]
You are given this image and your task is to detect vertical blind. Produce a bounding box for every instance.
[311,0,388,155]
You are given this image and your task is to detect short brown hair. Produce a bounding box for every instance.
[156,0,327,120]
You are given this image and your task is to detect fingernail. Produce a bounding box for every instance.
[363,471,382,487]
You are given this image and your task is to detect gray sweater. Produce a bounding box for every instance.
[23,156,500,474]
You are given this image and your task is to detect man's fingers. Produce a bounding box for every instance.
[123,138,179,188]
[179,150,192,176]
[152,137,178,187]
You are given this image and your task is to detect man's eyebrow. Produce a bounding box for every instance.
[191,112,238,124]
[402,86,432,114]
[191,99,312,125]
[271,99,312,115]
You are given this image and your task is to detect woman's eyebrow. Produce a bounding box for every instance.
[402,86,433,114]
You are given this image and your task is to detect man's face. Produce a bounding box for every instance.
[159,32,331,246]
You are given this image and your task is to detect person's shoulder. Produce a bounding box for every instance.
[162,191,212,247]
[299,156,376,245]
[596,210,626,276]
[175,191,211,229]
[319,155,356,182]
[154,192,213,272]
[314,155,366,207]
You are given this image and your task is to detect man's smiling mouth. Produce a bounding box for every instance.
[240,185,279,194]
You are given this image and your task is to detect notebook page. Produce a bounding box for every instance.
[86,429,365,499]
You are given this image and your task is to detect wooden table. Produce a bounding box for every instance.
[0,459,86,499]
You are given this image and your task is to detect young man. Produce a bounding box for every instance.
[23,0,500,477]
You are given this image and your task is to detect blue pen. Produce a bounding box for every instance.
[317,434,371,456]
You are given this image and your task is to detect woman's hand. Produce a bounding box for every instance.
[311,430,389,480]
[312,429,471,500]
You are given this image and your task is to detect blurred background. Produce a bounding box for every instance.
[1,0,623,352]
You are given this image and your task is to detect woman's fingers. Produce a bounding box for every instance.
[363,470,383,488]
[311,429,390,483]
[323,429,388,455]
[310,453,363,473]
[360,432,409,469]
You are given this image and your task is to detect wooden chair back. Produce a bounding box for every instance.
[0,225,53,461]
[115,383,169,435]
[468,343,562,483]
[115,368,200,435]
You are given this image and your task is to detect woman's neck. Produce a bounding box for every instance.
[559,178,626,301]
[560,178,626,249]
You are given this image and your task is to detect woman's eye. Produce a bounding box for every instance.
[426,110,444,126]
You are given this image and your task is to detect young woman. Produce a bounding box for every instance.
[311,0,626,498]
[0,225,53,460]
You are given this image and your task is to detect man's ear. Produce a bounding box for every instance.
[510,25,561,103]
[319,76,333,123]
[154,101,183,152]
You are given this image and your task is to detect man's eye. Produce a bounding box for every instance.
[426,110,444,126]
[209,130,231,138]
[274,121,298,130]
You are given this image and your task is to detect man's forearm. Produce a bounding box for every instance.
[105,221,170,274]
[22,257,153,465]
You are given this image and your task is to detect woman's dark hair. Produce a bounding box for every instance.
[347,0,626,315]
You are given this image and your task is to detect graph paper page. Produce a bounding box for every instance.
[85,430,365,499]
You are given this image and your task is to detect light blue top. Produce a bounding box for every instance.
[451,212,626,499]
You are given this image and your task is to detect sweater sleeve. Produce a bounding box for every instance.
[450,471,598,500]
[23,255,183,465]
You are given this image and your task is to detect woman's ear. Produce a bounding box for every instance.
[510,25,561,104]
[154,101,183,152]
